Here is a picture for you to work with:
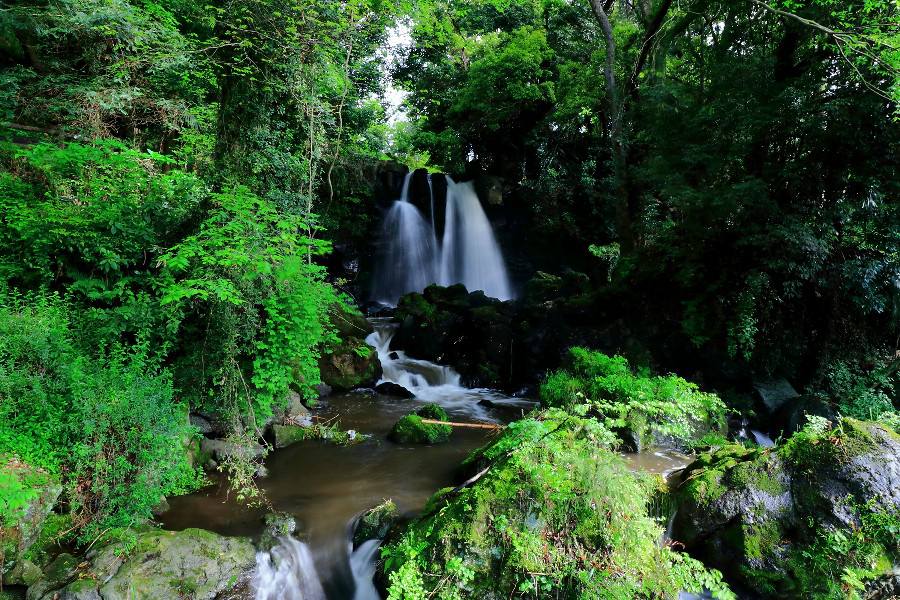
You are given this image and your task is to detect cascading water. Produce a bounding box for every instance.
[371,173,440,305]
[439,177,512,300]
[254,538,326,600]
[365,318,533,419]
[372,173,513,305]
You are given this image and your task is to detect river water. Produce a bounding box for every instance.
[161,321,691,599]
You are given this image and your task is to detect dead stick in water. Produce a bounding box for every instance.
[420,419,502,430]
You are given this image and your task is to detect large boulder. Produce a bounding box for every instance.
[378,410,732,599]
[1,458,62,587]
[673,417,900,597]
[27,528,256,600]
[318,305,381,391]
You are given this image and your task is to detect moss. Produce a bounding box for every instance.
[416,403,449,422]
[389,414,452,444]
[381,411,734,600]
[272,423,369,448]
[354,499,399,545]
[742,520,784,562]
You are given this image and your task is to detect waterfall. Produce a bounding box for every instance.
[372,173,513,305]
[349,540,382,600]
[253,538,326,600]
[371,173,440,305]
[439,178,512,301]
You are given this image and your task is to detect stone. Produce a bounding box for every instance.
[353,500,399,547]
[753,378,800,414]
[272,424,312,449]
[0,459,62,585]
[27,528,256,600]
[199,438,265,465]
[189,413,214,435]
[389,414,451,445]
[284,390,312,423]
[375,381,415,398]
[257,512,297,552]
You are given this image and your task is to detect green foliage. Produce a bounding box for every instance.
[160,186,337,420]
[0,292,201,541]
[787,502,900,599]
[541,348,728,448]
[382,410,734,599]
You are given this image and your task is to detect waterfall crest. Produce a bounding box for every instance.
[372,173,513,305]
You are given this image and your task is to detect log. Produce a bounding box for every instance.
[420,419,502,430]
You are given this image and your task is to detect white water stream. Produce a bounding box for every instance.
[372,173,513,305]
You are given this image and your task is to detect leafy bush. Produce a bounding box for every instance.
[541,348,728,448]
[382,410,734,599]
[160,186,338,422]
[0,292,201,541]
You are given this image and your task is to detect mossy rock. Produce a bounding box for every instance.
[0,458,62,585]
[379,409,733,599]
[415,403,449,421]
[27,528,255,600]
[388,413,451,445]
[674,417,900,597]
[353,499,399,547]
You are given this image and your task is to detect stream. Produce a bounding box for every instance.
[161,321,691,599]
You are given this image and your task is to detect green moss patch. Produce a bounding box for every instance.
[381,410,734,599]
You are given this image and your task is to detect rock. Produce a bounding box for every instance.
[199,438,265,465]
[753,378,800,414]
[315,383,333,398]
[388,351,400,360]
[27,528,256,600]
[674,445,793,577]
[257,512,297,552]
[272,424,313,449]
[189,413,214,435]
[416,403,449,421]
[375,381,414,398]
[318,304,381,391]
[150,496,170,517]
[673,417,900,594]
[284,390,312,423]
[0,459,62,585]
[389,413,451,445]
[353,500,399,547]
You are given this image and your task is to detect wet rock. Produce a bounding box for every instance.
[315,383,333,398]
[272,424,312,449]
[283,390,312,424]
[375,381,415,398]
[151,496,170,517]
[0,459,62,586]
[353,500,399,548]
[318,304,381,391]
[752,378,800,414]
[673,418,900,594]
[199,438,265,465]
[27,528,256,600]
[258,512,297,552]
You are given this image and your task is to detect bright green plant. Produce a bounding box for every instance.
[541,348,728,448]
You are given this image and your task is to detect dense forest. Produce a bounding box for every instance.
[0,0,897,599]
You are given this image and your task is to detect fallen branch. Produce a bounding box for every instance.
[420,419,502,430]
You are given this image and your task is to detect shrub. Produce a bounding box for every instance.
[541,347,728,448]
[0,292,201,541]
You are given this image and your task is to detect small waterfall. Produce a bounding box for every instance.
[439,178,512,301]
[371,173,441,305]
[372,173,513,305]
[349,540,382,600]
[366,319,534,418]
[253,538,326,600]
[751,429,775,448]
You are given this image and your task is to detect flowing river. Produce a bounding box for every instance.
[162,323,690,599]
